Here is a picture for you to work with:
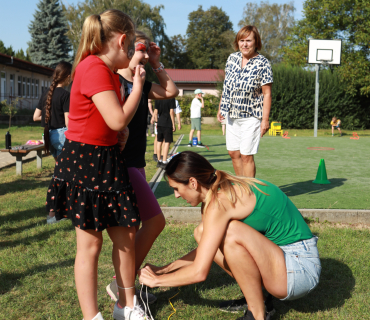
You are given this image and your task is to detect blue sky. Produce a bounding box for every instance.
[0,0,304,52]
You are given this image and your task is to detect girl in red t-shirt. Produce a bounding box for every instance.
[45,9,148,320]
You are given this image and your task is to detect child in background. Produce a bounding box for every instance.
[45,10,147,320]
[33,61,72,224]
[175,99,182,130]
[188,89,206,148]
[106,30,178,304]
[330,117,342,136]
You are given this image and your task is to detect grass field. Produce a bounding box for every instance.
[154,131,370,210]
[1,124,370,319]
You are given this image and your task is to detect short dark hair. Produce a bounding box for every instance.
[233,25,262,52]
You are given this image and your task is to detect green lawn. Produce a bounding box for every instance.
[1,124,370,319]
[154,132,370,210]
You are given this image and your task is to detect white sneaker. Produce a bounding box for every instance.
[83,311,104,320]
[113,295,150,320]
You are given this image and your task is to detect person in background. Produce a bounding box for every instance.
[217,25,273,178]
[188,89,206,148]
[175,99,182,130]
[33,61,72,224]
[330,117,342,136]
[147,99,155,137]
[153,98,176,169]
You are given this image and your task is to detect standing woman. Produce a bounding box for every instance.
[45,10,148,320]
[138,151,321,320]
[217,26,273,177]
[33,61,72,161]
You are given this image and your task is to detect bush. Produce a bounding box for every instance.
[270,64,370,129]
[176,94,220,118]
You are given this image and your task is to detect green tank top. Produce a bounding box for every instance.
[240,180,313,246]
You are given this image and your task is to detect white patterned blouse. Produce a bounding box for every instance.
[220,52,273,119]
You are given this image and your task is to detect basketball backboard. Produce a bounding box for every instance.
[308,39,342,65]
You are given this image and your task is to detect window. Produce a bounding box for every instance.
[183,90,195,95]
[23,77,26,97]
[35,80,39,98]
[18,76,22,97]
[27,78,30,98]
[1,72,6,101]
[10,75,15,97]
[31,79,35,98]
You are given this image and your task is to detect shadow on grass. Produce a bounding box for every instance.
[150,258,354,317]
[0,179,49,196]
[279,178,346,197]
[0,258,75,295]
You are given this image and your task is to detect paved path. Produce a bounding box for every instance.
[0,151,39,170]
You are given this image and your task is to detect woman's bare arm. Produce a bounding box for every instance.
[33,109,42,122]
[261,84,272,137]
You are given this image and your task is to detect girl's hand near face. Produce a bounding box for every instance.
[133,64,146,89]
[148,42,161,67]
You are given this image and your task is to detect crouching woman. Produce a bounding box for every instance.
[138,151,321,320]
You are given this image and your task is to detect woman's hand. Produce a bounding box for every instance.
[217,108,225,123]
[138,265,159,288]
[260,119,270,137]
[117,127,129,151]
[148,42,161,68]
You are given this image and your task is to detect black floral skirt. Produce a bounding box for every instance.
[46,139,140,231]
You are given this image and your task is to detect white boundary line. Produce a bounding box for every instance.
[150,134,184,193]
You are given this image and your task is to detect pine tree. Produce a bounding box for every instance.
[28,0,72,68]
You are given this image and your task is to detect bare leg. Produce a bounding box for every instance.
[228,150,243,176]
[332,126,335,135]
[197,130,201,142]
[338,127,342,136]
[223,221,287,319]
[153,135,157,156]
[162,142,170,161]
[107,226,136,309]
[74,228,103,320]
[156,140,163,161]
[241,154,256,177]
[189,129,195,142]
[135,213,166,271]
[222,124,226,136]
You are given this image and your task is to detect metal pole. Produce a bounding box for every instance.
[314,64,319,137]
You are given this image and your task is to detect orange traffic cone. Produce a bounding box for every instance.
[312,159,330,184]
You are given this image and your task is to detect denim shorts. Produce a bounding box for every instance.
[49,127,67,158]
[280,236,321,301]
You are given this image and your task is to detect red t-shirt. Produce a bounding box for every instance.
[65,55,124,146]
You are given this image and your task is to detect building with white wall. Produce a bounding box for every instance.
[0,53,54,109]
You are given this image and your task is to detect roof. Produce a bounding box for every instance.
[0,53,54,76]
[165,69,224,83]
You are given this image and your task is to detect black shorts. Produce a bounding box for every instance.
[157,126,173,143]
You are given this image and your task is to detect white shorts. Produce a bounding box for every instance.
[226,116,261,155]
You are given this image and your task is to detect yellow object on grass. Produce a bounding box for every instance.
[168,288,181,320]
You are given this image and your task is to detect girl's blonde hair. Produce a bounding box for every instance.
[164,151,267,213]
[72,9,135,79]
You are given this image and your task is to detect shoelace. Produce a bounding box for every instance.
[138,284,154,320]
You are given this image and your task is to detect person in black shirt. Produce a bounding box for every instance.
[33,61,72,224]
[105,30,179,303]
[153,98,176,169]
[33,61,71,160]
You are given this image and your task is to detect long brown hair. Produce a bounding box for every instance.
[44,61,72,154]
[72,9,135,79]
[164,151,267,213]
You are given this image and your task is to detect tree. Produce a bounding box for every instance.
[282,0,370,96]
[0,40,15,56]
[1,97,21,129]
[161,35,193,69]
[28,0,72,68]
[186,6,235,69]
[63,0,168,55]
[238,2,295,64]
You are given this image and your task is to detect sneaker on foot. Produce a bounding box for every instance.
[158,161,167,169]
[220,294,275,315]
[196,142,206,148]
[106,280,119,301]
[47,216,57,224]
[236,310,271,320]
[152,154,158,162]
[187,143,192,147]
[113,296,149,320]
